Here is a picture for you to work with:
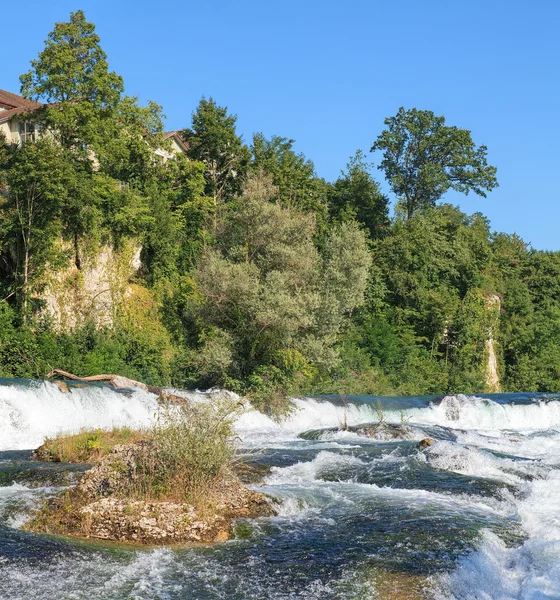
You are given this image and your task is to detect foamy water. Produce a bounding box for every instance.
[0,382,558,599]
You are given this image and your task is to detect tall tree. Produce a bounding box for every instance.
[181,98,250,225]
[20,10,124,157]
[251,133,329,217]
[4,139,70,315]
[371,107,498,219]
[328,150,389,239]
[192,174,371,385]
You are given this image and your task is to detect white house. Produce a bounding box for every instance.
[0,89,42,144]
[0,89,188,162]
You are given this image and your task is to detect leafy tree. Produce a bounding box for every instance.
[4,138,69,314]
[181,97,250,224]
[328,150,389,239]
[251,133,329,220]
[142,155,209,284]
[191,174,371,397]
[98,96,166,186]
[371,107,498,219]
[20,10,124,157]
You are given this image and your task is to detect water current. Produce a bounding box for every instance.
[0,379,559,599]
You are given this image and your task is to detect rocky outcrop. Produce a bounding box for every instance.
[484,294,501,393]
[40,242,142,331]
[299,422,414,441]
[26,442,274,545]
[78,498,229,543]
[349,422,414,440]
[76,441,150,497]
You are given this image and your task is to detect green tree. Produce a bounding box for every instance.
[371,107,498,219]
[181,98,250,224]
[4,138,69,314]
[191,174,371,394]
[328,150,389,239]
[142,155,209,284]
[98,96,166,187]
[20,10,124,157]
[251,133,329,221]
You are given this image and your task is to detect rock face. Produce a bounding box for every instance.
[484,294,501,393]
[40,242,142,331]
[26,442,274,545]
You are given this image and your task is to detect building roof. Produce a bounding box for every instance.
[0,89,42,124]
[163,130,189,153]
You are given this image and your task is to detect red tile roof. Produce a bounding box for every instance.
[0,89,42,123]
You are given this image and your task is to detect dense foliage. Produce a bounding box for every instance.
[1,11,559,413]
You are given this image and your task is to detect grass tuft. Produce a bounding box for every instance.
[34,427,148,463]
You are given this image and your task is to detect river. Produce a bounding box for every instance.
[0,380,559,599]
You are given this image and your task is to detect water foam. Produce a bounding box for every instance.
[405,394,560,432]
[0,380,158,450]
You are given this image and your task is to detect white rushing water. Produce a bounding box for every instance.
[1,383,559,599]
[236,393,560,599]
[0,380,159,450]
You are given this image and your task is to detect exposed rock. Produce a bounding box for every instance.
[299,422,415,441]
[349,422,414,441]
[54,380,70,393]
[77,498,229,543]
[26,441,275,545]
[484,294,501,393]
[418,438,436,450]
[39,242,142,331]
[431,395,462,421]
[77,441,152,497]
[157,390,190,406]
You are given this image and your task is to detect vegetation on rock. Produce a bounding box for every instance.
[33,427,147,463]
[27,398,274,544]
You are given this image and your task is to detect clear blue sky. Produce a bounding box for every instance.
[4,1,560,249]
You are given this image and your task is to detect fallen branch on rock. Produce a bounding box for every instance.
[46,369,185,403]
[47,370,199,407]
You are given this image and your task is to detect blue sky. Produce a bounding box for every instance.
[4,1,559,249]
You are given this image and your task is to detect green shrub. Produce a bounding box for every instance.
[135,397,242,510]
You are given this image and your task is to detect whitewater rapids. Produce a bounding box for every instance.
[0,380,559,599]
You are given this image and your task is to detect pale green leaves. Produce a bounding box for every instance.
[193,174,372,376]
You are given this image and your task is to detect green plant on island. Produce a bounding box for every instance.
[34,427,147,463]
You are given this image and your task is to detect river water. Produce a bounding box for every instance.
[0,380,559,599]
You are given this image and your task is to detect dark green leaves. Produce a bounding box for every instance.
[371,107,498,219]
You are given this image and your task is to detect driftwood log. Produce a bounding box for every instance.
[47,369,186,405]
[47,369,160,393]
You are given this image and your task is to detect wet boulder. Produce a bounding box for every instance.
[299,422,415,441]
[418,438,436,450]
[350,422,414,440]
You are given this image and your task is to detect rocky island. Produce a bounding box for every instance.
[25,399,275,544]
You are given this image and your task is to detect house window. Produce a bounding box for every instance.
[18,121,36,144]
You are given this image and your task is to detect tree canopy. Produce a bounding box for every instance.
[20,10,124,156]
[371,107,498,219]
[181,98,250,217]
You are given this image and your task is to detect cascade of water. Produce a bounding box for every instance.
[0,380,158,450]
[1,383,559,599]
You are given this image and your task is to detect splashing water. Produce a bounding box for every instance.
[0,381,559,599]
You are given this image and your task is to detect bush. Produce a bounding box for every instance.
[135,397,242,510]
